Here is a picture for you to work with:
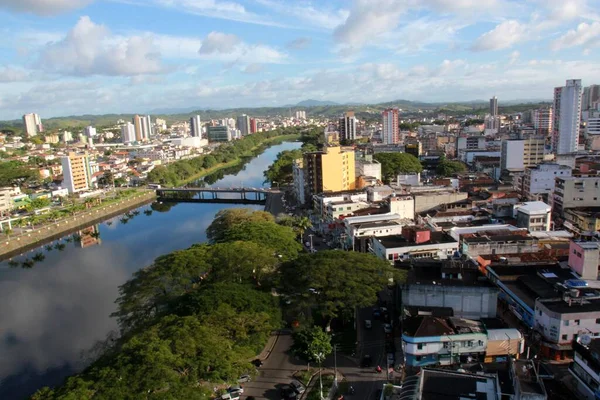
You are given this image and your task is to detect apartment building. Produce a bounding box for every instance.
[521,163,572,201]
[61,152,93,194]
[501,138,546,172]
[303,146,356,203]
[570,337,600,400]
[553,176,600,216]
[515,201,552,232]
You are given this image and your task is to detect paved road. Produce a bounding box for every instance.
[243,333,304,400]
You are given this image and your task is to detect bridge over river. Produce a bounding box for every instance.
[156,187,281,205]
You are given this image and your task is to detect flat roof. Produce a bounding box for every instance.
[420,369,498,400]
[517,201,551,214]
[376,231,457,248]
[539,298,600,314]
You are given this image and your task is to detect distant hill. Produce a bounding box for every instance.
[296,99,340,107]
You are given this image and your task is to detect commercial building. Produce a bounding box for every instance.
[382,108,399,144]
[84,126,96,138]
[400,259,499,320]
[456,136,486,154]
[553,79,582,155]
[325,200,370,221]
[370,226,459,262]
[0,187,21,215]
[249,118,257,134]
[522,163,572,201]
[389,195,415,220]
[292,159,305,205]
[568,241,600,280]
[553,176,600,216]
[189,115,202,138]
[402,316,487,367]
[339,111,357,141]
[342,213,407,251]
[236,115,250,136]
[563,208,600,236]
[303,146,356,202]
[570,337,600,400]
[121,122,136,144]
[22,113,43,136]
[533,108,553,135]
[583,84,600,111]
[207,126,231,142]
[490,96,498,116]
[502,138,546,171]
[355,156,381,181]
[61,152,93,194]
[413,190,468,214]
[515,201,552,232]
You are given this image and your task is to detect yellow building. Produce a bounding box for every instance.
[45,134,60,144]
[303,146,356,200]
[61,152,92,194]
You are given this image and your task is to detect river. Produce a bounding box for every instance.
[0,141,301,399]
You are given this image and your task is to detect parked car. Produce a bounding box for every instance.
[364,319,372,329]
[228,385,244,396]
[281,385,298,400]
[372,308,381,319]
[383,323,392,334]
[237,374,251,383]
[220,393,240,400]
[361,354,373,368]
[290,380,306,394]
[251,359,263,367]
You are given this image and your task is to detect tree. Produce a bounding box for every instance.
[292,325,332,366]
[206,208,274,243]
[373,153,423,182]
[263,149,303,184]
[278,215,312,238]
[100,170,114,186]
[207,241,280,285]
[202,155,217,169]
[436,159,467,177]
[220,220,302,261]
[281,251,397,321]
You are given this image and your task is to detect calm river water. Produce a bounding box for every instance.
[0,141,301,399]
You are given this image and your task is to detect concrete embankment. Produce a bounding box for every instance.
[0,191,156,260]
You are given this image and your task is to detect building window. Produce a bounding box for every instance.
[417,344,423,350]
[443,342,450,349]
[562,334,568,340]
[575,320,581,325]
[596,318,600,324]
[467,341,474,347]
[478,340,484,346]
[416,355,422,362]
[565,320,570,326]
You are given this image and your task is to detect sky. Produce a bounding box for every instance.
[0,0,599,120]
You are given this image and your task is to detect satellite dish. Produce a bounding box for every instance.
[581,334,592,345]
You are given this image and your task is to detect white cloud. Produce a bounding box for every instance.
[333,0,407,48]
[253,0,349,30]
[0,67,30,82]
[509,50,520,65]
[197,31,287,64]
[470,20,525,51]
[242,63,264,74]
[39,16,164,76]
[0,0,92,15]
[199,32,242,54]
[551,22,600,50]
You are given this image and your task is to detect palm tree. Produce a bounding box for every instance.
[294,216,312,238]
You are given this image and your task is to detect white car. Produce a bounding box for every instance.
[383,323,392,334]
[290,380,306,394]
[228,385,244,396]
[237,374,251,383]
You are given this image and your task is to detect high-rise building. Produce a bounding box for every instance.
[501,138,546,171]
[553,176,600,216]
[133,115,143,142]
[382,108,399,144]
[250,118,258,134]
[207,126,231,142]
[553,79,582,155]
[22,113,43,136]
[121,122,136,143]
[190,115,202,138]
[490,96,498,116]
[583,85,600,111]
[236,115,250,136]
[532,108,553,135]
[142,115,152,140]
[295,110,306,120]
[339,111,357,142]
[303,146,356,201]
[61,152,92,194]
[84,126,97,138]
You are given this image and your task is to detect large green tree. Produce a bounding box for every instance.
[373,153,423,182]
[436,159,467,176]
[206,208,274,243]
[292,325,332,366]
[281,251,398,320]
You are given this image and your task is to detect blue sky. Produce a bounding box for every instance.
[0,0,599,120]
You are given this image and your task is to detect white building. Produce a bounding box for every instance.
[295,110,306,120]
[515,201,552,231]
[0,187,21,215]
[389,195,415,220]
[355,157,381,180]
[522,163,572,201]
[570,336,600,400]
[370,228,459,263]
[121,122,136,144]
[22,113,42,136]
[340,111,357,141]
[501,140,525,171]
[190,115,202,138]
[382,108,399,144]
[84,126,97,138]
[553,79,582,155]
[533,108,553,134]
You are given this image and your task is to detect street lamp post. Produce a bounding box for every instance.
[314,352,324,400]
[309,233,314,252]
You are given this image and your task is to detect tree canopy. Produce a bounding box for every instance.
[206,208,274,243]
[373,153,423,182]
[0,160,39,186]
[281,251,396,320]
[291,326,332,365]
[436,159,467,177]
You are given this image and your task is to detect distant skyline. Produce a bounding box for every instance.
[0,0,599,120]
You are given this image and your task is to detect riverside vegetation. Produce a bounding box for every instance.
[32,209,401,399]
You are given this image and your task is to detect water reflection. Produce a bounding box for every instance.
[0,141,300,399]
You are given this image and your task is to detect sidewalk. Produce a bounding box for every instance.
[257,330,281,361]
[300,369,342,400]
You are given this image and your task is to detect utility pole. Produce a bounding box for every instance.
[333,344,338,383]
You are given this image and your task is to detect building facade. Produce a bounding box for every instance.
[553,176,600,216]
[61,152,93,194]
[515,201,552,232]
[190,115,202,138]
[382,108,399,144]
[22,113,42,137]
[533,108,553,135]
[121,122,136,144]
[236,115,250,136]
[303,146,356,202]
[522,163,572,201]
[553,79,582,155]
[339,111,357,141]
[207,126,231,142]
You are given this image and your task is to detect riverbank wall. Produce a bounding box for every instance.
[0,191,156,260]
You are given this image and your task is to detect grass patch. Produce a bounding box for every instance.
[306,375,334,400]
[293,368,314,386]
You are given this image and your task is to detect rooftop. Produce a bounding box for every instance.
[516,201,551,214]
[403,316,486,338]
[419,369,499,400]
[376,231,457,249]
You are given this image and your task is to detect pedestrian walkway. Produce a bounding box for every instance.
[300,369,342,400]
[257,331,280,361]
